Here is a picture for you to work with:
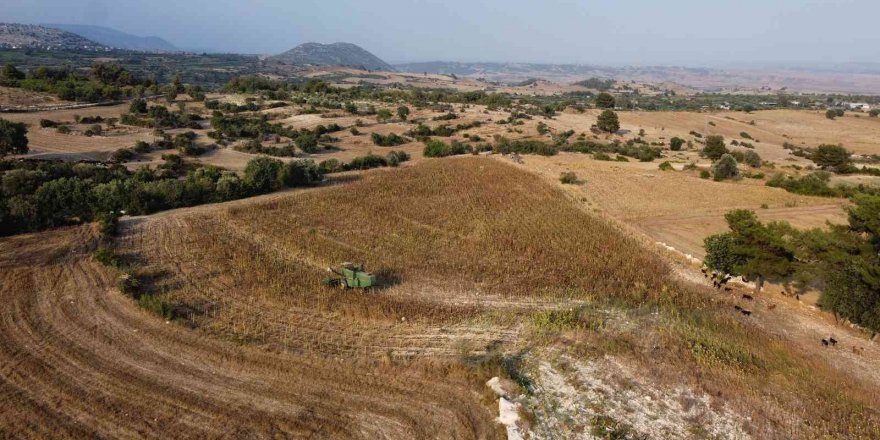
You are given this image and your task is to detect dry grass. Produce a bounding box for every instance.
[2,144,880,438]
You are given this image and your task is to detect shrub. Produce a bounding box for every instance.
[743,150,762,168]
[493,137,557,156]
[740,131,753,140]
[278,159,323,187]
[296,133,320,153]
[424,139,471,158]
[700,170,711,179]
[559,171,577,184]
[386,150,411,167]
[0,118,29,156]
[133,141,152,153]
[111,148,136,163]
[669,137,685,151]
[658,161,674,171]
[712,154,739,181]
[56,125,71,134]
[349,127,360,136]
[346,153,387,170]
[766,172,838,197]
[371,132,407,147]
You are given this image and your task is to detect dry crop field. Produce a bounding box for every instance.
[513,154,850,258]
[3,157,880,438]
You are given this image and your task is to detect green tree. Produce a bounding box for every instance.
[34,178,94,228]
[811,144,852,173]
[705,210,798,292]
[1,64,25,84]
[243,157,283,193]
[278,160,323,187]
[596,110,620,133]
[669,137,685,151]
[595,93,615,109]
[0,119,28,157]
[397,106,410,121]
[712,154,739,181]
[129,98,148,114]
[701,135,728,160]
[796,195,880,330]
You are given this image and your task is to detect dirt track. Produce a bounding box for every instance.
[0,225,501,439]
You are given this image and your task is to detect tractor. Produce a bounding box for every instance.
[323,262,376,289]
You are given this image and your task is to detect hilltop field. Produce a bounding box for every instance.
[2,70,880,439]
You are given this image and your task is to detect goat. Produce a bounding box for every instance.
[734,305,743,311]
[742,294,754,301]
[795,294,800,301]
[821,339,829,347]
[767,303,777,310]
[724,287,732,292]
[740,309,752,316]
[829,337,838,346]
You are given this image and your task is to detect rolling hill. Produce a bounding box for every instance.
[45,24,178,52]
[272,42,393,71]
[0,23,109,51]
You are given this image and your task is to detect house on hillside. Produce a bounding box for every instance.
[847,102,871,112]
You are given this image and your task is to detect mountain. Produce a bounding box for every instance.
[45,24,178,52]
[271,42,393,71]
[0,23,109,51]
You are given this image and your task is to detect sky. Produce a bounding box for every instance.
[2,0,879,67]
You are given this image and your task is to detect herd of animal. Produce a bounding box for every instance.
[699,266,867,354]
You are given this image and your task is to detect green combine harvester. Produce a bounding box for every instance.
[323,262,376,289]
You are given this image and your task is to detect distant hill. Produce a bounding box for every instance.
[45,24,178,52]
[0,23,109,51]
[272,42,393,71]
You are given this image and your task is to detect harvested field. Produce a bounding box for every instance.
[2,157,880,438]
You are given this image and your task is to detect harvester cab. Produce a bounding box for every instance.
[324,262,376,289]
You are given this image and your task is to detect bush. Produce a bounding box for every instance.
[423,139,471,158]
[111,148,136,162]
[699,170,711,179]
[766,172,838,197]
[133,141,152,153]
[712,154,739,181]
[743,150,762,168]
[658,161,674,171]
[386,150,411,167]
[56,125,71,134]
[278,159,323,187]
[296,133,320,153]
[371,132,407,147]
[493,137,557,156]
[346,153,388,170]
[0,118,29,156]
[669,137,684,151]
[701,135,728,160]
[559,172,577,184]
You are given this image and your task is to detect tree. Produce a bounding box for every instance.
[669,137,685,151]
[34,178,94,228]
[0,119,28,157]
[397,106,410,121]
[243,157,283,193]
[595,93,615,109]
[795,195,880,331]
[704,210,798,292]
[0,64,25,84]
[712,154,739,181]
[278,160,323,187]
[129,98,148,114]
[812,144,852,173]
[596,110,620,133]
[701,135,728,160]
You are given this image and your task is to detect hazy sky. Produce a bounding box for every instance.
[3,0,879,66]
